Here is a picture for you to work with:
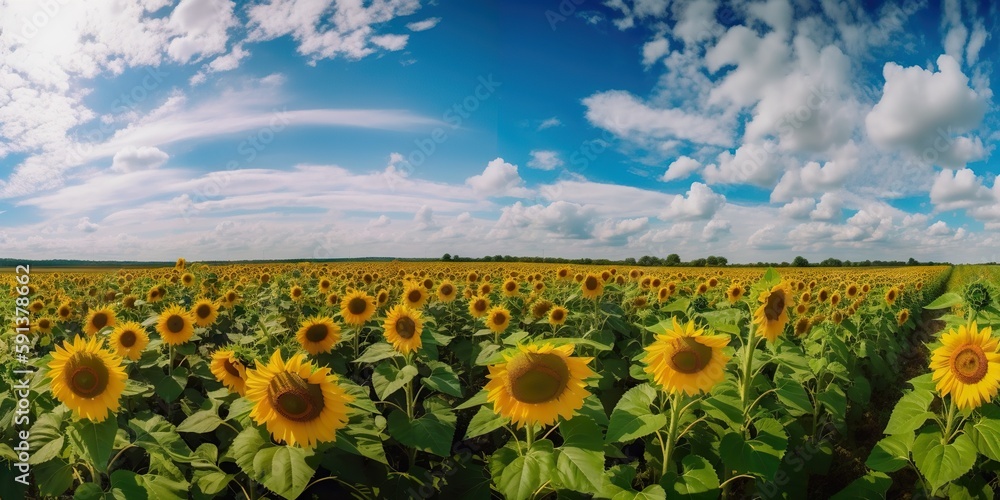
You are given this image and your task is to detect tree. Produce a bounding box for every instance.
[717,256,728,266]
[706,255,719,266]
[792,256,809,267]
[665,254,681,266]
[442,253,451,261]
[907,257,918,266]
[691,258,707,267]
[624,257,637,265]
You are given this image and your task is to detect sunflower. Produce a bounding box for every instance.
[830,292,841,307]
[47,336,127,422]
[181,272,195,287]
[643,317,731,395]
[726,283,744,304]
[146,285,165,303]
[437,281,457,302]
[210,349,247,396]
[383,305,423,354]
[122,295,138,309]
[485,343,594,428]
[402,282,428,309]
[245,351,353,448]
[469,295,490,318]
[340,290,376,326]
[884,287,899,306]
[657,287,671,303]
[376,289,390,307]
[754,283,793,342]
[319,278,332,293]
[191,299,219,327]
[290,285,305,302]
[83,307,116,336]
[930,322,1000,410]
[530,299,554,319]
[156,304,195,345]
[325,292,340,307]
[897,309,910,326]
[502,279,520,297]
[222,289,241,308]
[295,316,341,355]
[794,317,811,336]
[57,302,73,321]
[485,306,512,334]
[581,273,604,300]
[109,321,149,361]
[35,317,54,336]
[548,306,568,326]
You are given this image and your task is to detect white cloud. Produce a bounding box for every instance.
[810,192,843,221]
[703,141,786,187]
[466,158,533,197]
[642,37,670,67]
[582,90,732,146]
[660,156,701,182]
[407,18,441,32]
[538,117,562,130]
[527,150,563,170]
[246,0,421,61]
[661,182,726,221]
[110,146,169,173]
[490,201,596,240]
[167,0,238,63]
[414,205,435,230]
[927,220,951,236]
[593,217,649,242]
[76,217,99,233]
[929,168,994,211]
[966,22,988,65]
[779,198,816,219]
[865,55,987,168]
[747,225,790,249]
[702,218,731,241]
[368,215,391,228]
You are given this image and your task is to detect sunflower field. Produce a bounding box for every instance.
[4,261,1000,499]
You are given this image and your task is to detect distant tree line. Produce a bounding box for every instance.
[440,253,951,267]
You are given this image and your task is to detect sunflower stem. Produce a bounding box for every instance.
[525,422,535,451]
[739,323,759,436]
[168,344,174,378]
[941,396,958,445]
[661,391,684,479]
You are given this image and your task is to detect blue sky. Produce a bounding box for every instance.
[0,0,998,263]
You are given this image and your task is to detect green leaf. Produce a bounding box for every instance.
[253,446,316,500]
[177,410,224,433]
[606,384,667,443]
[122,379,154,397]
[355,343,402,364]
[924,292,963,309]
[35,458,74,497]
[195,471,233,496]
[232,426,270,477]
[660,298,690,314]
[129,415,194,464]
[456,390,489,410]
[136,474,188,500]
[700,393,743,429]
[613,484,667,500]
[829,471,891,500]
[846,375,871,404]
[697,309,742,335]
[421,361,463,397]
[28,410,66,465]
[497,440,556,500]
[74,483,105,500]
[475,343,505,365]
[912,428,977,493]
[719,418,787,480]
[387,406,456,457]
[465,406,509,439]
[545,337,613,351]
[884,389,935,435]
[971,414,1000,461]
[865,434,913,473]
[153,366,188,402]
[67,417,118,472]
[815,385,847,420]
[335,417,389,465]
[662,454,719,499]
[554,416,605,493]
[110,470,149,500]
[774,378,813,417]
[372,362,418,400]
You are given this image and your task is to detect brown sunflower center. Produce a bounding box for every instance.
[66,354,110,397]
[223,358,242,378]
[408,290,422,303]
[492,312,508,326]
[584,276,599,290]
[474,300,487,312]
[119,330,137,347]
[952,345,989,384]
[440,284,454,296]
[267,372,324,422]
[39,319,51,329]
[395,316,417,339]
[166,315,185,333]
[764,291,786,321]
[292,288,302,297]
[669,337,714,374]
[551,309,565,321]
[506,352,570,404]
[347,297,368,315]
[506,282,516,291]
[92,313,109,330]
[227,292,238,302]
[305,324,330,342]
[196,304,212,319]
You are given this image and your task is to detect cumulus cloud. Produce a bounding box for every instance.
[583,90,732,147]
[593,217,649,242]
[414,205,435,230]
[527,150,563,170]
[929,168,994,211]
[865,55,987,168]
[490,201,596,240]
[76,217,99,233]
[703,141,786,187]
[642,37,670,67]
[110,146,170,172]
[466,158,533,197]
[927,220,951,236]
[660,156,701,182]
[661,182,725,221]
[779,198,816,219]
[702,219,731,241]
[368,215,391,228]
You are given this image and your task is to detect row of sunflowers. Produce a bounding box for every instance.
[2,261,997,498]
